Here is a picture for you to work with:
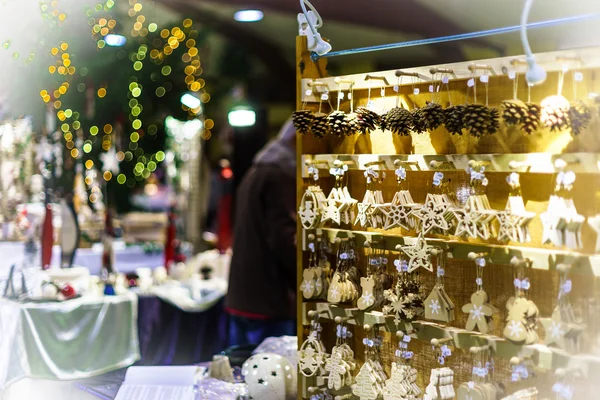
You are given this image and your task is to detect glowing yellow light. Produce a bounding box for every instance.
[148,23,157,32]
[150,49,159,59]
[48,66,56,74]
[97,88,107,98]
[64,133,73,142]
[57,66,66,75]
[164,46,173,55]
[100,27,109,36]
[171,41,179,49]
[90,126,99,135]
[99,18,107,27]
[130,132,139,142]
[43,95,51,103]
[104,124,113,134]
[97,40,106,49]
[71,148,79,158]
[200,93,210,103]
[68,66,76,75]
[117,174,126,184]
[168,37,177,47]
[51,47,59,56]
[60,42,68,51]
[85,176,93,185]
[156,151,165,162]
[201,130,212,140]
[103,171,113,181]
[133,22,142,31]
[108,20,116,29]
[66,141,74,149]
[186,39,196,48]
[102,142,111,151]
[132,120,142,130]
[190,81,200,92]
[58,13,66,22]
[148,161,157,171]
[204,119,214,129]
[83,143,92,153]
[184,65,195,75]
[171,27,180,35]
[160,29,169,38]
[133,61,143,70]
[59,86,67,95]
[63,59,71,67]
[116,151,125,161]
[73,121,81,130]
[133,3,142,11]
[40,90,48,97]
[60,123,69,132]
[137,15,145,23]
[188,47,198,57]
[85,160,94,169]
[57,111,66,120]
[132,87,141,97]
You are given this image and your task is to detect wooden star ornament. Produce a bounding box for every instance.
[399,234,433,272]
[411,194,450,235]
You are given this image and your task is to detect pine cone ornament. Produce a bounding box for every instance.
[292,110,313,135]
[411,108,427,134]
[443,105,465,135]
[462,104,490,137]
[327,110,351,137]
[421,101,444,130]
[487,107,500,135]
[541,95,570,132]
[384,107,413,136]
[355,107,381,134]
[568,100,592,135]
[520,103,541,135]
[311,114,330,138]
[502,100,527,126]
[346,112,359,135]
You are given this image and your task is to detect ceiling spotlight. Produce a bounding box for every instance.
[104,34,127,47]
[234,9,264,22]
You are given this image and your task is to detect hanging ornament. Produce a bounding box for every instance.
[355,107,380,134]
[384,107,413,136]
[541,69,570,132]
[327,239,359,304]
[502,99,528,126]
[379,162,421,231]
[462,255,497,334]
[463,104,490,138]
[292,110,313,135]
[327,110,351,137]
[424,249,455,323]
[503,258,539,345]
[496,172,536,243]
[412,172,455,235]
[298,163,328,229]
[383,257,424,324]
[521,102,541,135]
[568,100,591,135]
[399,233,433,273]
[323,160,357,225]
[298,315,327,378]
[425,339,456,400]
[311,114,330,138]
[325,322,356,391]
[487,108,500,134]
[352,331,386,400]
[444,105,466,135]
[421,101,445,131]
[411,107,427,134]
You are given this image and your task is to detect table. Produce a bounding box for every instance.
[0,242,164,277]
[0,293,140,391]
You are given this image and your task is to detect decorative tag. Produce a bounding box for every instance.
[339,92,345,100]
[467,78,475,87]
[480,75,489,83]
[441,76,449,84]
[347,92,352,99]
[428,84,434,93]
[305,89,313,96]
[508,71,516,79]
[574,72,583,82]
[380,88,386,97]
[393,85,399,92]
[413,88,420,95]
[321,92,329,101]
[367,100,375,110]
[436,85,440,92]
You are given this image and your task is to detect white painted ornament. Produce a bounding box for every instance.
[242,353,296,400]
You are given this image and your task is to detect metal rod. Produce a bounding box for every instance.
[311,14,598,61]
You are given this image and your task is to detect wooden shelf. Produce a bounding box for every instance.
[302,153,600,177]
[301,302,600,378]
[306,228,600,277]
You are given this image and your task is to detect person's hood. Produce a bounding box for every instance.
[253,139,296,177]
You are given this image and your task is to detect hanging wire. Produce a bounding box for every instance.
[310,14,598,61]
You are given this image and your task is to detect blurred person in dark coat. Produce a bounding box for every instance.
[225,118,297,346]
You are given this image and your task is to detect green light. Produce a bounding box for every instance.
[155,87,166,97]
[156,151,165,162]
[148,125,157,135]
[73,112,80,120]
[133,61,143,71]
[135,148,144,156]
[72,121,81,130]
[148,161,157,171]
[130,132,140,142]
[106,0,115,9]
[125,151,133,161]
[90,126,99,135]
[61,123,69,132]
[135,162,144,173]
[95,4,103,12]
[83,143,92,153]
[142,169,151,179]
[129,142,138,150]
[117,173,126,184]
[129,99,138,108]
[128,82,138,91]
[131,106,141,116]
[97,40,106,49]
[92,25,101,34]
[80,67,88,76]
[132,119,142,130]
[161,66,171,76]
[77,83,86,92]
[132,87,141,97]
[64,109,73,118]
[148,23,158,32]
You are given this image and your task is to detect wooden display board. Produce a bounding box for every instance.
[296,36,600,399]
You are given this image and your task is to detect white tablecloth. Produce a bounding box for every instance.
[0,293,140,391]
[0,242,164,276]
